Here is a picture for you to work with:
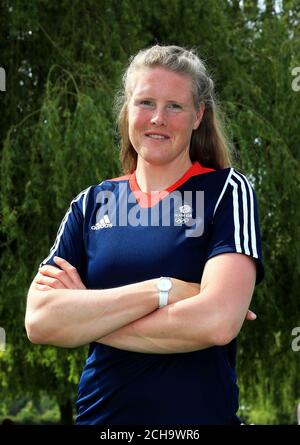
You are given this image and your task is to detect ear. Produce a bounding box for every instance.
[193,102,205,130]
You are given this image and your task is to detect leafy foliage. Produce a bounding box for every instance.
[1,0,299,424]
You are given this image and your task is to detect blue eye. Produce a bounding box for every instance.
[168,103,182,111]
[140,100,154,107]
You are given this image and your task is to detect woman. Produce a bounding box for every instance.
[25,45,264,425]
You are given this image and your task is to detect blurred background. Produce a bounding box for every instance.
[0,0,299,425]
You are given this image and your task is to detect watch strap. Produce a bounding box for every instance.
[159,290,169,308]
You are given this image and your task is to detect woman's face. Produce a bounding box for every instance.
[127,67,204,167]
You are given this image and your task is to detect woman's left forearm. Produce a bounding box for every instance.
[97,255,256,354]
[96,294,216,354]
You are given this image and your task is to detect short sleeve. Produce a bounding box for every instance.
[39,187,91,280]
[206,169,264,285]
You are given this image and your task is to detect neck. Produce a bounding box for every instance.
[135,156,193,192]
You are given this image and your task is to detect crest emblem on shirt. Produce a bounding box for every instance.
[174,204,192,225]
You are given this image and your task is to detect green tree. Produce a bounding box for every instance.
[1,0,299,424]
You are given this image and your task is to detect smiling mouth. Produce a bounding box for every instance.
[145,134,170,140]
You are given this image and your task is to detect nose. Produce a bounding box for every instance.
[150,107,167,126]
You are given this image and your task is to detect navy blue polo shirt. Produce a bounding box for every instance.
[40,162,264,425]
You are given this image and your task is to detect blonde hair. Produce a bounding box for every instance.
[115,45,233,173]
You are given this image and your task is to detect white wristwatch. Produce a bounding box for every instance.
[157,277,172,308]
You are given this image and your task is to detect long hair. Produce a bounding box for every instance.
[115,45,233,173]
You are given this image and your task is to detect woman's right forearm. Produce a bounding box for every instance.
[25,280,158,348]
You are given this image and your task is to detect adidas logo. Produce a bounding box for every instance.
[91,215,113,230]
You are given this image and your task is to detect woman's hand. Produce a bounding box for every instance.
[245,310,257,320]
[34,258,257,321]
[34,256,86,291]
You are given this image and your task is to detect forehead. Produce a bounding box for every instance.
[130,67,193,102]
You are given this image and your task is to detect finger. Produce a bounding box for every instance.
[39,264,76,289]
[34,283,53,291]
[53,256,86,289]
[246,310,257,321]
[39,264,64,276]
[35,273,67,289]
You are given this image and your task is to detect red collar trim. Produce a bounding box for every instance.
[129,162,215,208]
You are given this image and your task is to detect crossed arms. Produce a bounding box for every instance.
[25,253,256,353]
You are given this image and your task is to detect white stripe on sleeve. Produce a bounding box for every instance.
[39,187,90,268]
[229,178,242,253]
[82,186,92,217]
[231,172,250,255]
[234,172,258,258]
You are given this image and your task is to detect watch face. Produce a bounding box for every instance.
[158,278,172,291]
